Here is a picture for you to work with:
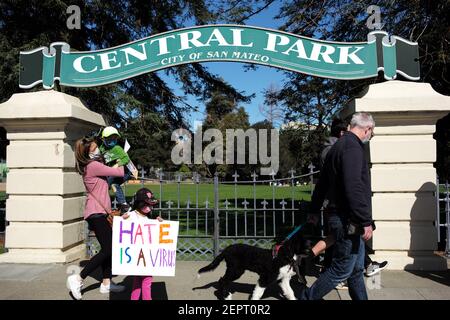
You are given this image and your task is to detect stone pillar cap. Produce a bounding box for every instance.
[0,90,105,126]
[345,80,450,114]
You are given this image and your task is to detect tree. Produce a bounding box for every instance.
[0,0,252,168]
[248,120,275,178]
[178,163,191,174]
[278,123,325,177]
[259,83,284,128]
[266,0,450,171]
[204,90,239,127]
[200,91,252,178]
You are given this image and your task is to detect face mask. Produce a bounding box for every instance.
[105,140,117,148]
[363,130,374,144]
[140,206,151,214]
[89,148,101,159]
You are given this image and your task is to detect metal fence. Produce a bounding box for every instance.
[437,177,450,257]
[0,173,447,260]
[100,169,320,260]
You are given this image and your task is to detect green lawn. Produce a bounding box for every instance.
[117,183,312,237]
[0,182,310,240]
[0,183,312,207]
[119,182,312,208]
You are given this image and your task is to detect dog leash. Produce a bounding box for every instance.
[284,224,304,242]
[271,223,309,284]
[272,223,305,259]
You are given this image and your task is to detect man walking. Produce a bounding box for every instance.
[301,112,375,300]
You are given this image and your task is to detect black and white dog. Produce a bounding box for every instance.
[196,229,313,300]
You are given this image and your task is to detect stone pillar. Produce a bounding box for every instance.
[341,80,450,270]
[0,91,105,263]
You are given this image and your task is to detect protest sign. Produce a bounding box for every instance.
[112,217,179,276]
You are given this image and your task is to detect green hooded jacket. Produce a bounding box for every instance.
[99,144,130,166]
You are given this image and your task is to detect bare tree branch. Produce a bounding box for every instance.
[235,0,277,23]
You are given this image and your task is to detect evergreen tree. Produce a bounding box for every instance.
[0,0,252,168]
[266,0,450,172]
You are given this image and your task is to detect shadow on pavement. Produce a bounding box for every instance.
[192,279,306,300]
[77,260,169,300]
[405,270,450,287]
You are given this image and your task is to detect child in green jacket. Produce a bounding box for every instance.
[100,126,131,213]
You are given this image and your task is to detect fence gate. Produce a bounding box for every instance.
[214,171,314,259]
[86,170,319,260]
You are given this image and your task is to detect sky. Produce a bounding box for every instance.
[157,1,288,130]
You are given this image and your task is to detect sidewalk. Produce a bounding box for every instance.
[0,260,449,300]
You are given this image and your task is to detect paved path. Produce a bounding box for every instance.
[0,260,449,300]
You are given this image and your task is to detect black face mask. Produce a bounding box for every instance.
[139,205,152,215]
[104,139,117,148]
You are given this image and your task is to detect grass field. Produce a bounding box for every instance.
[119,182,312,207]
[0,183,311,205]
[116,183,312,238]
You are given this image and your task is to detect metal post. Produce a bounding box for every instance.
[288,169,296,228]
[158,171,164,209]
[167,200,173,220]
[186,198,190,233]
[232,171,239,236]
[308,163,315,196]
[243,199,249,236]
[194,172,199,236]
[280,199,286,224]
[140,167,147,188]
[213,172,220,257]
[252,172,258,236]
[176,173,181,209]
[261,200,268,237]
[177,173,181,221]
[224,199,230,237]
[271,170,275,214]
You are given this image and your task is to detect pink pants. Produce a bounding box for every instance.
[131,276,153,300]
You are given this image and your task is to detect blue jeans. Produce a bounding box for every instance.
[107,168,131,205]
[300,215,368,300]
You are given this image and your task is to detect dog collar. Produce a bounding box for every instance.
[272,224,305,259]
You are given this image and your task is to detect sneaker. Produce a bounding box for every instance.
[67,274,83,300]
[365,261,388,277]
[99,281,125,294]
[335,281,348,290]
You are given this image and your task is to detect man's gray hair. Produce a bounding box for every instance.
[349,112,375,129]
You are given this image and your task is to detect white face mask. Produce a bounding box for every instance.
[89,147,101,159]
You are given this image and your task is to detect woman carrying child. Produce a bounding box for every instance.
[67,136,126,300]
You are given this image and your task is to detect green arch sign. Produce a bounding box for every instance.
[19,25,419,89]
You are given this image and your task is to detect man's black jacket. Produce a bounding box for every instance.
[312,131,372,227]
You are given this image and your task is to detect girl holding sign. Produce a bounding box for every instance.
[124,188,162,300]
[67,136,126,300]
